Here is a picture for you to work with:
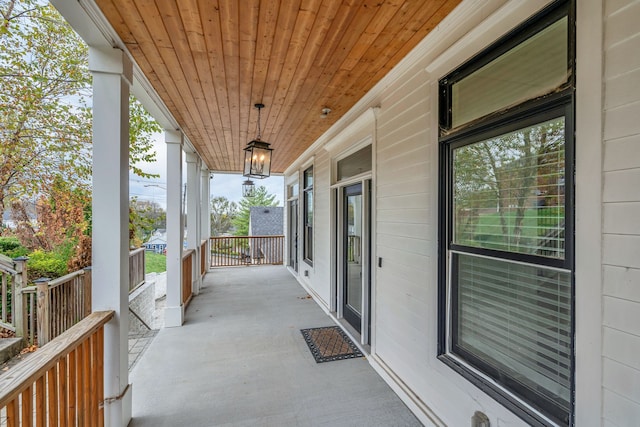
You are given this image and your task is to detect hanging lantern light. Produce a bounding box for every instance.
[243,103,273,179]
[242,179,255,197]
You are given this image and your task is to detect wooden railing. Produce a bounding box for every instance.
[18,287,37,346]
[0,310,113,426]
[210,235,284,267]
[200,240,207,276]
[182,250,194,306]
[0,257,28,340]
[0,257,18,333]
[129,247,146,293]
[32,270,92,347]
[0,248,142,347]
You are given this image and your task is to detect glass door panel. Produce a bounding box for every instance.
[343,183,363,331]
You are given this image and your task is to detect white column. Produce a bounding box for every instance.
[89,47,132,427]
[165,130,184,327]
[186,153,201,294]
[200,169,211,271]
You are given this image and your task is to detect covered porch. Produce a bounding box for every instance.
[129,265,421,427]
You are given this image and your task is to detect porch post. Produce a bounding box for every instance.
[201,168,211,264]
[186,153,201,294]
[88,47,132,427]
[165,130,184,327]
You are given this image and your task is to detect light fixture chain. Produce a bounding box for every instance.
[257,104,262,140]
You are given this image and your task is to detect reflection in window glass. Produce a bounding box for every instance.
[303,166,314,263]
[337,145,372,181]
[453,117,565,258]
[452,18,568,128]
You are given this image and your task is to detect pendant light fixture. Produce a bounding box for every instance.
[242,179,255,197]
[243,103,273,179]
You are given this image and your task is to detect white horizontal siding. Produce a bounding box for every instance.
[310,150,331,305]
[603,389,640,427]
[602,2,640,423]
[603,265,640,302]
[603,358,640,406]
[604,135,640,171]
[603,202,640,235]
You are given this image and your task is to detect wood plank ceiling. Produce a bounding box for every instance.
[95,0,461,173]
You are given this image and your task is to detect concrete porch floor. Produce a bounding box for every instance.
[129,265,422,427]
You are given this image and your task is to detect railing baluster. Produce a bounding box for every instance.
[6,397,18,427]
[35,376,45,427]
[58,355,68,427]
[1,273,7,323]
[47,366,58,426]
[68,348,77,425]
[21,386,32,427]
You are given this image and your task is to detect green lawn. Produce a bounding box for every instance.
[145,252,166,274]
[457,207,564,251]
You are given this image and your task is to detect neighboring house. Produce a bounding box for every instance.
[143,230,167,254]
[248,206,283,236]
[248,206,283,263]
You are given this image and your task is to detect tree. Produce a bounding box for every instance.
[129,199,166,246]
[453,118,564,250]
[12,176,89,252]
[1,0,91,223]
[232,186,278,236]
[210,196,237,236]
[0,0,161,224]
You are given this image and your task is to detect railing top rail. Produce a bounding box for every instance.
[0,310,114,406]
[0,263,17,276]
[130,247,145,256]
[182,249,195,259]
[20,286,37,294]
[47,269,85,289]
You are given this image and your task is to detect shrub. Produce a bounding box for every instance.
[27,248,70,281]
[0,236,29,258]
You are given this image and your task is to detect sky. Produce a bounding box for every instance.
[129,132,285,210]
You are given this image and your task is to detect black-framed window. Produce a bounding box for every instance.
[438,2,575,426]
[303,166,313,265]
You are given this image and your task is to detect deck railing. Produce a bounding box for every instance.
[0,310,113,426]
[210,235,284,267]
[0,257,28,340]
[200,240,207,277]
[1,249,143,347]
[32,270,92,347]
[0,258,18,333]
[182,249,194,306]
[129,247,146,293]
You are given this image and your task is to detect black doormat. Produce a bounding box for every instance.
[300,326,363,363]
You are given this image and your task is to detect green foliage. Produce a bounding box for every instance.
[0,0,92,220]
[210,196,238,236]
[129,98,162,179]
[26,240,75,280]
[0,236,28,258]
[232,186,278,236]
[145,252,166,274]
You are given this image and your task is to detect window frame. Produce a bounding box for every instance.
[303,166,314,266]
[437,1,575,426]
